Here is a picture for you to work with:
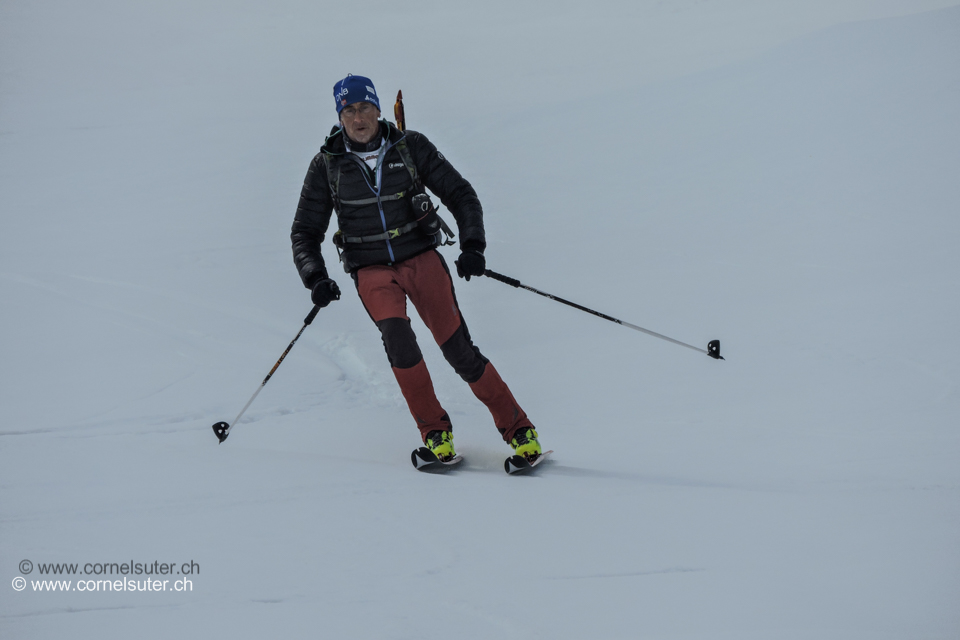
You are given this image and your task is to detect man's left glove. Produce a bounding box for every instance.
[311,278,341,308]
[455,249,485,281]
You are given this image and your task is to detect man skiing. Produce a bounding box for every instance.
[291,74,541,465]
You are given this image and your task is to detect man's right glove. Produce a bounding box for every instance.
[311,278,341,308]
[455,249,486,281]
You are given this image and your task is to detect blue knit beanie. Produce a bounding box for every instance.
[333,74,380,114]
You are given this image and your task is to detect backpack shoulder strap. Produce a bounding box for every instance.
[394,137,421,191]
[322,151,342,213]
[394,135,455,245]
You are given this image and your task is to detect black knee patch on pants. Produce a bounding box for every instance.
[377,317,423,369]
[440,323,488,383]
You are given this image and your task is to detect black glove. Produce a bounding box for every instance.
[310,278,341,308]
[455,249,485,281]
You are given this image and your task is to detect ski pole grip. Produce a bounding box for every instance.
[304,304,321,326]
[484,269,521,288]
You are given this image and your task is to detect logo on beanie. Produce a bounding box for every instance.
[334,75,379,113]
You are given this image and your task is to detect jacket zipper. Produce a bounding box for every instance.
[351,138,397,263]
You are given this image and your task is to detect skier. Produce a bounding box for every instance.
[291,74,540,464]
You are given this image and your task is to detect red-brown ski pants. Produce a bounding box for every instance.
[353,250,533,443]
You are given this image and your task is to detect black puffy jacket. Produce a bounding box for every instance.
[291,121,485,287]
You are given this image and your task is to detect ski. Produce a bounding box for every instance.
[411,447,463,472]
[504,450,554,475]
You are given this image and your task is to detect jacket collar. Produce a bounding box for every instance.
[322,120,405,156]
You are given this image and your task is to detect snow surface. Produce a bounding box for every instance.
[2,1,960,638]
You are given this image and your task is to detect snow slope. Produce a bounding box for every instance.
[2,1,959,638]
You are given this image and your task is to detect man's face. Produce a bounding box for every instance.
[340,102,380,144]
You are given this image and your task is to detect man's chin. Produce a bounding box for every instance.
[352,130,372,143]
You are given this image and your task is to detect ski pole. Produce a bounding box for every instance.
[483,269,724,360]
[212,304,322,443]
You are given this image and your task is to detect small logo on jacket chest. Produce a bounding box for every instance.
[387,162,405,170]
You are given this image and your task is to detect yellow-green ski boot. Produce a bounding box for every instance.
[510,427,541,461]
[425,429,456,462]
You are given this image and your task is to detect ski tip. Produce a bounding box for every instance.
[505,450,553,475]
[504,455,526,474]
[411,447,463,472]
[411,447,434,468]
